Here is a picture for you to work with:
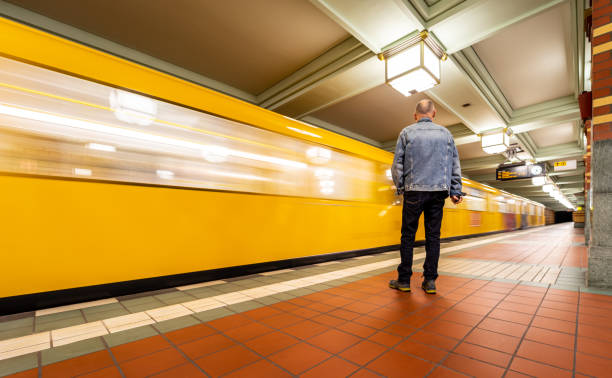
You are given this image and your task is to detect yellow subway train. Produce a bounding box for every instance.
[0,19,544,312]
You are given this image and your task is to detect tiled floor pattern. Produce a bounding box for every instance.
[437,258,564,284]
[436,225,588,288]
[2,223,611,377]
[3,271,612,377]
[0,228,548,361]
[450,228,587,267]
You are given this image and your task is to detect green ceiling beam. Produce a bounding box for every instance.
[258,37,373,110]
[460,155,506,171]
[515,132,538,160]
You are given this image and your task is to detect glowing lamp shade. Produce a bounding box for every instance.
[531,176,546,186]
[481,132,509,154]
[109,90,157,126]
[383,39,442,97]
[389,69,438,96]
[542,184,553,192]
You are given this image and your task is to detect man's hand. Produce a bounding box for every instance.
[451,195,463,204]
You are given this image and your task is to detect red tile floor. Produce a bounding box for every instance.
[6,227,612,377]
[9,276,612,377]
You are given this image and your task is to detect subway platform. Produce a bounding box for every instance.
[1,224,610,377]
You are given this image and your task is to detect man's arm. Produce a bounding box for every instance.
[449,139,463,202]
[391,131,406,195]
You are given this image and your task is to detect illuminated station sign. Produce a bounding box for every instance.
[496,163,546,181]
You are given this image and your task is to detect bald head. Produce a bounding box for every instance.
[415,99,436,120]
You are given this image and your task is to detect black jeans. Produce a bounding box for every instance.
[397,191,447,283]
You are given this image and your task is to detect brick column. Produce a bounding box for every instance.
[589,0,612,287]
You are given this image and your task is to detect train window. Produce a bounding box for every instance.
[461,187,486,211]
[494,195,509,213]
[506,198,516,213]
[529,204,536,215]
[0,57,394,204]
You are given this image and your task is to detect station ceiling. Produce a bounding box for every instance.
[0,0,588,210]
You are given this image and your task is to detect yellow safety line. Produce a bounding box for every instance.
[0,81,292,153]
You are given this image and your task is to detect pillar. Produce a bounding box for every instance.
[589,0,612,287]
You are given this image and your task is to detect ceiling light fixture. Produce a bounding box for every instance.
[378,30,446,97]
[481,128,511,154]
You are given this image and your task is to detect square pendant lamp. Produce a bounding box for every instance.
[378,31,447,96]
[481,129,510,154]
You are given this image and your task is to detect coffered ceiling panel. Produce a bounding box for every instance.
[529,122,577,148]
[472,2,573,109]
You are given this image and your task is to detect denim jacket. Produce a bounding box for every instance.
[391,118,462,196]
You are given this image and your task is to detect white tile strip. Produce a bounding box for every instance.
[0,227,546,361]
[214,292,252,305]
[182,298,225,313]
[103,312,154,333]
[146,305,193,322]
[51,321,108,347]
[260,269,295,276]
[176,280,227,291]
[0,332,50,361]
[316,261,340,266]
[36,298,118,316]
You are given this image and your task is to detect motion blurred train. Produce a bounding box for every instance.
[0,19,544,313]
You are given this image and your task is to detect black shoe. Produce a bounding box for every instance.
[389,280,411,292]
[421,280,436,294]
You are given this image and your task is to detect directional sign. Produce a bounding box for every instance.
[496,163,546,181]
[554,160,577,172]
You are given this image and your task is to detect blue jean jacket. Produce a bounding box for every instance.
[391,118,462,196]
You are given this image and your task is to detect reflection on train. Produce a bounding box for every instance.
[0,55,543,301]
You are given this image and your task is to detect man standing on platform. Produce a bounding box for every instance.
[389,99,463,294]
